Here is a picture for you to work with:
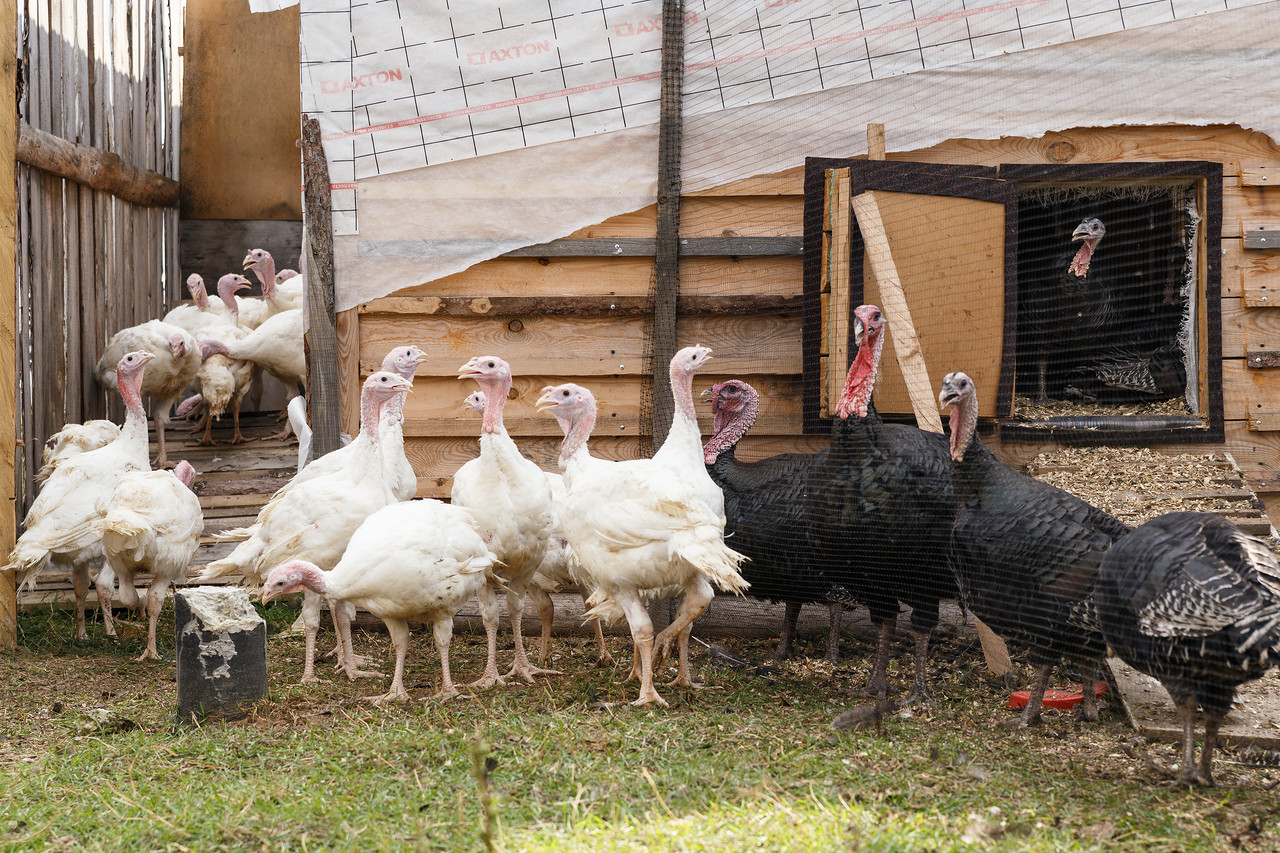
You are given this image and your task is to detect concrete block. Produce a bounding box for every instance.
[174,586,268,723]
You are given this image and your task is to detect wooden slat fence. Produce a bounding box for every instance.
[15,0,180,514]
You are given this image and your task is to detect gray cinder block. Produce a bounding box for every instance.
[174,587,268,723]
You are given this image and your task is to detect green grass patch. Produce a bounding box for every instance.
[1,607,1277,851]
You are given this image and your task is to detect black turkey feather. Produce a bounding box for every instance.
[806,305,957,702]
[939,371,1131,726]
[704,380,843,661]
[1096,511,1280,785]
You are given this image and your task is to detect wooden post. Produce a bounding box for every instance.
[1,0,18,648]
[300,115,340,463]
[649,0,684,449]
[336,308,361,441]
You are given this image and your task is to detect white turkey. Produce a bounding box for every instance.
[537,345,748,707]
[244,248,303,313]
[194,370,411,683]
[261,500,500,704]
[463,390,614,667]
[199,307,304,438]
[4,351,155,638]
[96,320,201,468]
[96,460,204,661]
[1096,512,1280,785]
[36,419,120,485]
[452,355,557,687]
[163,273,251,338]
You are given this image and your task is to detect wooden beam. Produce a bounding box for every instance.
[1243,225,1280,250]
[497,236,802,258]
[867,122,886,161]
[824,168,852,416]
[300,115,340,462]
[16,121,179,207]
[1,0,17,648]
[650,0,684,450]
[358,293,804,317]
[850,189,944,434]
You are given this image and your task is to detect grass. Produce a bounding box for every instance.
[1,604,1278,851]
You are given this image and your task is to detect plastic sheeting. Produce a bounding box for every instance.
[332,2,1280,312]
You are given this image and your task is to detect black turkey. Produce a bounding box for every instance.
[1096,511,1280,785]
[703,379,842,661]
[939,371,1131,726]
[1020,216,1115,404]
[805,305,957,702]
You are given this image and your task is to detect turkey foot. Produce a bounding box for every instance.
[342,665,383,681]
[862,620,894,700]
[632,688,669,708]
[364,686,411,706]
[505,657,562,684]
[469,667,506,689]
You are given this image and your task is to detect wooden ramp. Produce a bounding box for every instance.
[18,412,298,608]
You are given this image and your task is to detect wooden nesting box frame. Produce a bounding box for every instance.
[803,157,1225,446]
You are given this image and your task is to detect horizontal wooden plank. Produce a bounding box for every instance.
[1222,238,1280,299]
[893,125,1271,174]
[371,255,802,302]
[359,294,803,317]
[1239,164,1277,188]
[1243,225,1280,250]
[565,196,802,240]
[1242,277,1280,309]
[498,236,802,258]
[1245,351,1280,368]
[402,373,804,438]
[406,433,832,495]
[359,313,802,377]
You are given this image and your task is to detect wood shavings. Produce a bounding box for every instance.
[1024,447,1276,540]
[1013,396,1193,422]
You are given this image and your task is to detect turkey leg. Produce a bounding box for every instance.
[864,619,895,700]
[654,577,713,688]
[135,582,169,662]
[426,616,464,701]
[504,585,562,683]
[71,563,90,639]
[299,590,324,684]
[469,582,507,689]
[824,601,845,663]
[773,601,801,660]
[364,616,411,705]
[614,589,666,707]
[1175,693,1209,786]
[94,564,117,638]
[334,600,381,680]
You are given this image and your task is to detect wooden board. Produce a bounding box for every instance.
[857,191,1007,418]
[402,372,803,438]
[179,0,301,221]
[180,219,303,286]
[1109,657,1280,750]
[359,313,802,378]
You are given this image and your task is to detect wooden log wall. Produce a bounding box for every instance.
[15,0,180,513]
[344,124,1280,526]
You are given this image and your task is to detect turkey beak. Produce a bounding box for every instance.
[241,253,255,270]
[233,280,252,294]
[853,317,866,348]
[138,351,157,365]
[535,389,559,412]
[938,383,957,411]
[1071,222,1091,241]
[457,361,482,380]
[411,347,429,366]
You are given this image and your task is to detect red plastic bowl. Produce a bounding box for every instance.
[1007,681,1107,710]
